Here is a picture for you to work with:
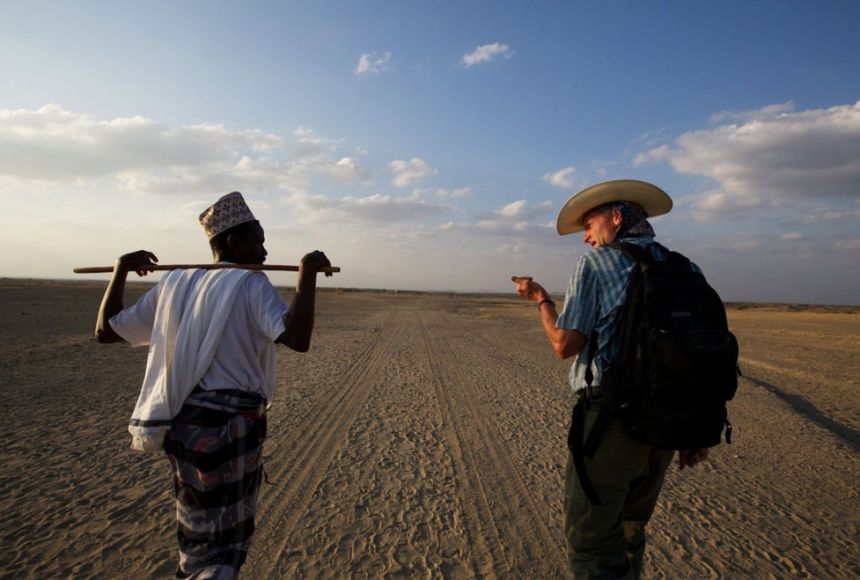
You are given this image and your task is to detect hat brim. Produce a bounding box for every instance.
[556,179,673,235]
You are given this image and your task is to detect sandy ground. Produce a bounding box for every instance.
[1,278,858,578]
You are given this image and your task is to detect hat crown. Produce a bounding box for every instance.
[199,191,257,239]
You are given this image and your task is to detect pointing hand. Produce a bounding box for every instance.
[511,276,549,302]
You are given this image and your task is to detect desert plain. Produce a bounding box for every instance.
[1,278,858,578]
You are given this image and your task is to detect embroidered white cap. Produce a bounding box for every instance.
[199,192,257,239]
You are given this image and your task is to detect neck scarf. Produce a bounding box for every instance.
[610,201,655,241]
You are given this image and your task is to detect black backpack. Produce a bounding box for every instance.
[568,240,739,504]
[603,240,738,448]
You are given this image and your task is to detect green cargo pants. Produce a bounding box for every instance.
[564,399,674,579]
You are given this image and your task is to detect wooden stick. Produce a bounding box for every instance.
[73,264,340,274]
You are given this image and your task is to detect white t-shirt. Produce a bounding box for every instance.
[110,271,289,401]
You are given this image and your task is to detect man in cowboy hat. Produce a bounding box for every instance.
[512,179,709,578]
[94,191,332,578]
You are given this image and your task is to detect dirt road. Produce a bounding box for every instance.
[1,280,857,577]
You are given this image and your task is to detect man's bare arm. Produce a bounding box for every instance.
[276,250,331,352]
[537,300,586,359]
[512,276,585,359]
[95,250,158,343]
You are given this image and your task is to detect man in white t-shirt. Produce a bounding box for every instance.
[94,191,331,579]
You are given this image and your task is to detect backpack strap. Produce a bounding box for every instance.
[568,396,618,507]
[583,331,598,387]
[566,243,644,507]
[568,399,603,505]
[606,242,657,266]
[584,407,613,458]
[611,240,696,273]
[566,240,649,506]
[608,240,655,266]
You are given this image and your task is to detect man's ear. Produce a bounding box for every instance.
[611,209,623,226]
[226,231,240,253]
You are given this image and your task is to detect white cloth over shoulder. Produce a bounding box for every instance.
[123,268,254,452]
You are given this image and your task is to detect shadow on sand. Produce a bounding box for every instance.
[742,375,860,454]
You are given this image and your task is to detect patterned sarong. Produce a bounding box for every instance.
[163,388,267,579]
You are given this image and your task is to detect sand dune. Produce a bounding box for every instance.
[1,279,858,577]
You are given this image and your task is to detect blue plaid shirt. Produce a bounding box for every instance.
[556,237,698,394]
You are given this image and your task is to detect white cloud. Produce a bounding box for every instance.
[496,242,525,254]
[686,188,766,222]
[779,232,803,241]
[730,238,762,251]
[115,154,309,196]
[293,125,340,146]
[835,239,860,251]
[632,145,669,167]
[436,221,461,231]
[291,125,344,162]
[325,157,371,183]
[636,101,860,220]
[542,166,577,188]
[0,104,281,182]
[0,106,381,196]
[471,199,555,237]
[355,52,392,75]
[461,42,513,68]
[493,199,553,220]
[822,211,844,220]
[591,159,618,178]
[280,191,448,224]
[710,101,795,124]
[389,158,437,187]
[114,141,365,196]
[339,193,445,221]
[432,187,471,199]
[499,200,529,218]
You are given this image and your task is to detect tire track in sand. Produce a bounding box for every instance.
[245,311,404,578]
[420,313,568,577]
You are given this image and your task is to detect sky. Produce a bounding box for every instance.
[1,1,858,304]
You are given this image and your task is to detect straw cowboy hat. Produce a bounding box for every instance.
[556,179,673,235]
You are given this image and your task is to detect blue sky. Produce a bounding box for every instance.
[1,1,859,304]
